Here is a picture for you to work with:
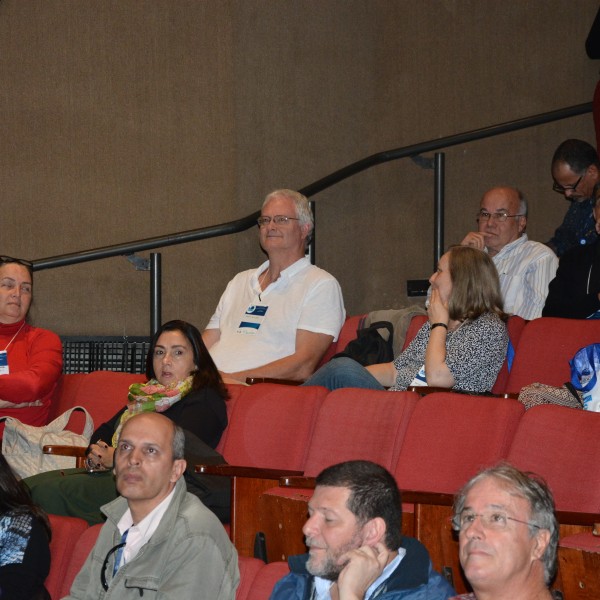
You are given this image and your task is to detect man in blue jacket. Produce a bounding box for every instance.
[269,460,455,600]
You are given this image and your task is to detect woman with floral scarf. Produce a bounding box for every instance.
[24,320,228,525]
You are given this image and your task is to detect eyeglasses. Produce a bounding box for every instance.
[100,541,127,590]
[477,211,525,223]
[452,510,541,532]
[552,173,584,194]
[257,215,300,227]
[0,256,33,269]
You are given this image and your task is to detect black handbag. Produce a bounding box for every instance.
[332,320,394,366]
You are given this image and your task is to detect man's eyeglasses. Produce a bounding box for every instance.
[257,215,300,227]
[552,173,584,194]
[0,256,33,269]
[452,510,541,532]
[476,211,524,223]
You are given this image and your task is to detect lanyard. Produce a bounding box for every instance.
[2,322,24,352]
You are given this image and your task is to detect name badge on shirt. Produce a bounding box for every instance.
[236,305,269,335]
[0,351,9,375]
[409,365,427,387]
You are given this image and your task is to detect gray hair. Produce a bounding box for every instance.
[515,188,528,217]
[263,189,314,242]
[453,463,558,586]
[172,424,185,460]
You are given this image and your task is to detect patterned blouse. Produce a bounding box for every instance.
[389,312,508,393]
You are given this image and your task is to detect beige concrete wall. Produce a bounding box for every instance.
[0,0,597,335]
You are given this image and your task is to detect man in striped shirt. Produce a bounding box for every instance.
[460,187,558,320]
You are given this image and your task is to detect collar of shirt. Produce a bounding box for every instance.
[313,547,406,600]
[488,233,528,261]
[116,486,177,566]
[251,257,310,298]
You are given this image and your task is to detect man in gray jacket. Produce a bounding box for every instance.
[62,412,239,600]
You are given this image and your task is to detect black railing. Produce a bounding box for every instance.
[32,101,593,335]
[32,101,592,272]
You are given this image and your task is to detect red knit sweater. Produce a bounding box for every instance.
[0,319,62,435]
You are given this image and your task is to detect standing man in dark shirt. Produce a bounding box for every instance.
[544,183,600,319]
[547,139,599,256]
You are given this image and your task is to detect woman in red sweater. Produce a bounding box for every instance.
[0,256,62,434]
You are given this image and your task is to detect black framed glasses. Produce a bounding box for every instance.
[552,173,584,194]
[100,541,127,591]
[257,215,300,227]
[476,211,525,223]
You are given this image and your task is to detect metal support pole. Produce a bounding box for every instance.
[433,152,445,269]
[308,199,316,264]
[150,253,161,336]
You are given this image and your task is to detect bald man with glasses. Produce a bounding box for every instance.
[460,187,557,320]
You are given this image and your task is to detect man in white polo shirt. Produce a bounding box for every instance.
[63,412,239,599]
[203,189,345,383]
[460,186,557,320]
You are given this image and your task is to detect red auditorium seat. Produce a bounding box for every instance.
[244,561,290,600]
[257,388,419,562]
[393,392,524,593]
[46,514,90,600]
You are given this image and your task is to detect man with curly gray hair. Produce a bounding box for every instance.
[450,462,558,600]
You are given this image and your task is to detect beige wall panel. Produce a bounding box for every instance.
[0,0,598,335]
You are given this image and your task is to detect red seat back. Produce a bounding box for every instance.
[302,389,419,476]
[318,314,365,367]
[507,405,600,513]
[59,523,102,598]
[215,383,243,454]
[50,371,145,432]
[394,392,524,494]
[402,315,427,350]
[236,556,265,600]
[245,562,290,600]
[46,514,89,600]
[220,383,326,470]
[46,374,87,422]
[506,317,600,394]
[491,315,528,394]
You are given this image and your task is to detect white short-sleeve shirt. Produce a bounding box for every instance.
[206,257,345,373]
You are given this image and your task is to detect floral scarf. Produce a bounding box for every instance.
[111,376,193,447]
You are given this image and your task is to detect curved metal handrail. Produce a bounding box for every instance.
[32,101,592,271]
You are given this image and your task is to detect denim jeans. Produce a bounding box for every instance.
[303,357,386,391]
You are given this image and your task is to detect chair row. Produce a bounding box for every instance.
[326,313,600,395]
[41,315,600,598]
[199,385,600,597]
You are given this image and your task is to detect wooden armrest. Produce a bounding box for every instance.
[401,489,455,506]
[407,386,518,399]
[279,476,317,488]
[245,377,302,386]
[195,463,303,479]
[43,445,87,458]
[555,510,600,527]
